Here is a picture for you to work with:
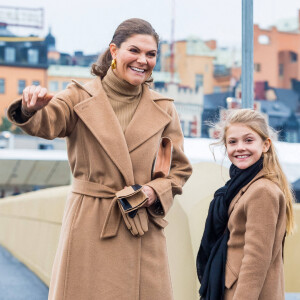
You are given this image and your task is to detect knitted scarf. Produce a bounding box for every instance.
[196,157,263,300]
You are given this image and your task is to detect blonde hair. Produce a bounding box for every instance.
[216,109,295,235]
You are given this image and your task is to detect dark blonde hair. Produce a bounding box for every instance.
[91,18,159,79]
[215,109,295,235]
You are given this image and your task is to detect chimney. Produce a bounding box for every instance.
[205,40,217,50]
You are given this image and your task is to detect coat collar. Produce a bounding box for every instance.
[228,169,265,216]
[124,86,172,152]
[73,77,172,184]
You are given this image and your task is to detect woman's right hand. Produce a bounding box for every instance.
[22,85,54,114]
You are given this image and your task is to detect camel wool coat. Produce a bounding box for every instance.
[224,171,286,300]
[8,77,192,300]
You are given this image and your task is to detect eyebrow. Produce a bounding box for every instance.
[227,133,255,139]
[128,45,157,52]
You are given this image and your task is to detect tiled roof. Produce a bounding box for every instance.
[274,88,299,110]
[203,92,233,109]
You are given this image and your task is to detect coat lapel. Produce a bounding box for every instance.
[125,86,172,153]
[73,78,134,185]
[228,170,265,216]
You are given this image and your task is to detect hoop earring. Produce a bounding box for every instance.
[111,59,116,69]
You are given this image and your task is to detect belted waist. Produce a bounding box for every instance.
[72,178,116,199]
[71,178,123,239]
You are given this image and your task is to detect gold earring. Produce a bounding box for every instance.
[111,59,116,69]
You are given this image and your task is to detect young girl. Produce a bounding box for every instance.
[196,109,295,300]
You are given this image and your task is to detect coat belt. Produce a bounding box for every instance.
[71,178,122,239]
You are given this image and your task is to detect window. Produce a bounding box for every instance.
[254,63,261,72]
[195,74,203,92]
[0,79,4,94]
[18,80,26,95]
[62,81,69,90]
[290,52,297,63]
[5,47,16,63]
[279,64,284,77]
[258,35,270,45]
[49,81,59,92]
[32,80,40,86]
[28,49,39,64]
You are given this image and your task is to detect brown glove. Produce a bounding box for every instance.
[119,203,149,236]
[116,185,148,215]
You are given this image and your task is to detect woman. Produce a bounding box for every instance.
[196,109,294,300]
[8,18,192,300]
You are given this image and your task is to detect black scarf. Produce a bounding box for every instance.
[196,157,263,300]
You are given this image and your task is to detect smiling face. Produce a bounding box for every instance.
[109,34,157,86]
[225,123,270,169]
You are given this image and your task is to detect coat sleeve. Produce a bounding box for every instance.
[7,85,79,139]
[145,102,192,218]
[232,182,284,300]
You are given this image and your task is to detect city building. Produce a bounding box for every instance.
[47,65,93,93]
[254,10,300,89]
[155,83,203,137]
[0,24,48,120]
[160,38,215,94]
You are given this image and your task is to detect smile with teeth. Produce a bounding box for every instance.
[236,155,250,158]
[130,66,146,73]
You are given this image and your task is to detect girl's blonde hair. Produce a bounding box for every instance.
[216,109,295,235]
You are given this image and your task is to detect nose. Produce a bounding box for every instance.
[236,141,246,151]
[137,54,147,64]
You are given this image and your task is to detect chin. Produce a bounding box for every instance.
[233,161,250,170]
[127,78,144,86]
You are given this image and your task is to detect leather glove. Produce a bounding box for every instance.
[119,203,149,236]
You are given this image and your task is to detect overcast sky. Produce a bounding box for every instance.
[2,0,300,55]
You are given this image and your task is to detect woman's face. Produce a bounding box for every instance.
[110,34,157,86]
[225,123,270,169]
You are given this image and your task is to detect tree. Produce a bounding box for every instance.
[0,116,12,132]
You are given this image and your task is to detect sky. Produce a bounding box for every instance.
[1,0,300,55]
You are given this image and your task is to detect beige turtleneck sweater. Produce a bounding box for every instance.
[102,67,142,132]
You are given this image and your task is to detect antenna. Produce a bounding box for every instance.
[170,0,175,83]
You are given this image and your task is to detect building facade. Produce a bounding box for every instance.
[0,25,48,119]
[155,83,203,137]
[254,11,300,89]
[160,38,215,94]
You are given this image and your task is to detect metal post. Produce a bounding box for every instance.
[170,0,175,83]
[242,0,254,108]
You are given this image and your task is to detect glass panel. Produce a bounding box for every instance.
[0,79,5,94]
[18,80,26,95]
[28,49,39,64]
[5,47,16,63]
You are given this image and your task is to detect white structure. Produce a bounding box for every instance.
[155,83,203,138]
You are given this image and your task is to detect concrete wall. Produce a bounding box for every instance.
[0,162,299,297]
[0,186,69,285]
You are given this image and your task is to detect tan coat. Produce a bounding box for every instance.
[8,77,192,300]
[224,171,286,300]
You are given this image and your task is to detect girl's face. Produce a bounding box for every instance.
[226,123,270,169]
[110,34,157,86]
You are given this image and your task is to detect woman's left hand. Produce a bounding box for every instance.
[142,185,157,207]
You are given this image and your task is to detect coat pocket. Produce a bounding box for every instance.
[225,261,238,289]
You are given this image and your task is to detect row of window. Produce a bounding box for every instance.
[0,79,40,94]
[254,63,287,77]
[49,81,70,92]
[2,47,39,64]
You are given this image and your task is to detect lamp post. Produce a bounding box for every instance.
[242,0,254,108]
